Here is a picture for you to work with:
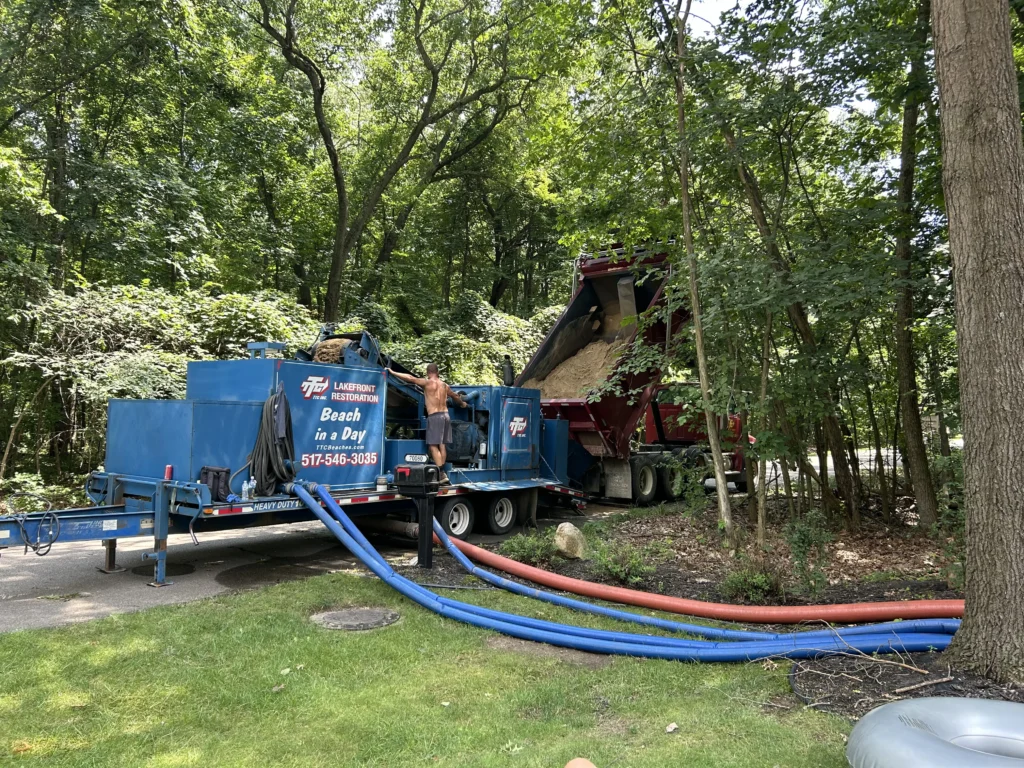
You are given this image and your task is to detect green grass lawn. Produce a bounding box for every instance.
[0,571,849,767]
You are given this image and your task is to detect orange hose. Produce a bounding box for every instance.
[438,535,964,624]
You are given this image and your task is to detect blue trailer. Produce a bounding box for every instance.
[0,332,584,585]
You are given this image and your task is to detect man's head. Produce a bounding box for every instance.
[426,362,439,378]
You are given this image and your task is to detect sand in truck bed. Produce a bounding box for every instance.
[522,339,625,399]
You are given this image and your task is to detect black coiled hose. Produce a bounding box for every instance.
[250,386,296,497]
[0,492,59,556]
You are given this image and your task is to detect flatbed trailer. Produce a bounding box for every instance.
[1,334,583,585]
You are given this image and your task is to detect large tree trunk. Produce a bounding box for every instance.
[932,0,1024,683]
[894,0,940,527]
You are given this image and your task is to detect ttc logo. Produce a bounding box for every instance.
[300,375,330,400]
[508,416,528,437]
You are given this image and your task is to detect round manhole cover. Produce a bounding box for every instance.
[131,563,196,577]
[311,607,400,631]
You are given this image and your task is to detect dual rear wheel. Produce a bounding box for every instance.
[436,493,519,538]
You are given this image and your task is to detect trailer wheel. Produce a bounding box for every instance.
[438,497,475,539]
[484,494,518,535]
[630,457,658,506]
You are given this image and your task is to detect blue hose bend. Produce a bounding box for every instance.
[292,485,953,662]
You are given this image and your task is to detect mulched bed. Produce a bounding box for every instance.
[789,652,1024,721]
[534,498,962,607]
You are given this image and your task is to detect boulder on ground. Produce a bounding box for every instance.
[554,522,586,559]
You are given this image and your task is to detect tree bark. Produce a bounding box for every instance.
[855,330,892,521]
[668,0,735,544]
[933,0,1024,682]
[894,0,940,527]
[756,312,772,549]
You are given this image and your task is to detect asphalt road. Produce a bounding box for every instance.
[0,504,594,634]
[0,521,406,633]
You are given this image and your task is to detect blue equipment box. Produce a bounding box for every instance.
[106,399,262,483]
[109,360,389,492]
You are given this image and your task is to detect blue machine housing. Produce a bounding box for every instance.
[107,357,560,492]
[3,332,580,586]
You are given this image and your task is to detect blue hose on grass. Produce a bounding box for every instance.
[310,485,957,644]
[292,484,953,661]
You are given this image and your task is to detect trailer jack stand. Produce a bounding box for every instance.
[97,539,126,574]
[143,538,171,587]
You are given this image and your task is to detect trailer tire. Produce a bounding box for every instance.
[483,494,518,536]
[438,497,475,539]
[630,456,658,506]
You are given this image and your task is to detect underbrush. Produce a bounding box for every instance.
[590,538,672,586]
[721,563,786,604]
[498,528,560,565]
[0,473,89,512]
[784,509,832,595]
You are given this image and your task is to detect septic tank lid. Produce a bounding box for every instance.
[310,607,400,631]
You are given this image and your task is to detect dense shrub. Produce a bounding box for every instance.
[387,296,562,383]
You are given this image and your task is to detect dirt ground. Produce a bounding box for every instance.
[539,497,961,606]
[789,652,1024,720]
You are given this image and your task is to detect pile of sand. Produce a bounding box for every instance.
[523,339,625,399]
[313,338,351,363]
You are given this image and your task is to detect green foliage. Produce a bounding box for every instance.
[7,286,318,403]
[0,0,963,535]
[386,297,560,383]
[933,450,965,589]
[785,510,833,595]
[721,565,786,605]
[591,538,671,586]
[0,472,89,512]
[498,528,559,565]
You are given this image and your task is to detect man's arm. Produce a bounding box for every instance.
[447,385,468,408]
[389,369,428,388]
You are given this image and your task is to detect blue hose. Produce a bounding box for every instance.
[292,484,953,661]
[311,486,956,645]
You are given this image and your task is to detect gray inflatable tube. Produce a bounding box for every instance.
[847,697,1024,767]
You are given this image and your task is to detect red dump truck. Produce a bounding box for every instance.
[517,246,748,503]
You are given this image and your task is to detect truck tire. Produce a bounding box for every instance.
[630,456,658,506]
[680,445,709,471]
[483,494,518,536]
[656,457,682,500]
[438,497,475,539]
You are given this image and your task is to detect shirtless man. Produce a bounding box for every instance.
[388,363,467,483]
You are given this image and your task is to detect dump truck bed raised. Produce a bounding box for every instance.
[516,248,688,460]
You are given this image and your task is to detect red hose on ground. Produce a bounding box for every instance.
[437,535,964,624]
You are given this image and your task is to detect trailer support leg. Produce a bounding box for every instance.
[98,539,126,574]
[415,497,434,569]
[144,539,170,587]
[145,487,172,587]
